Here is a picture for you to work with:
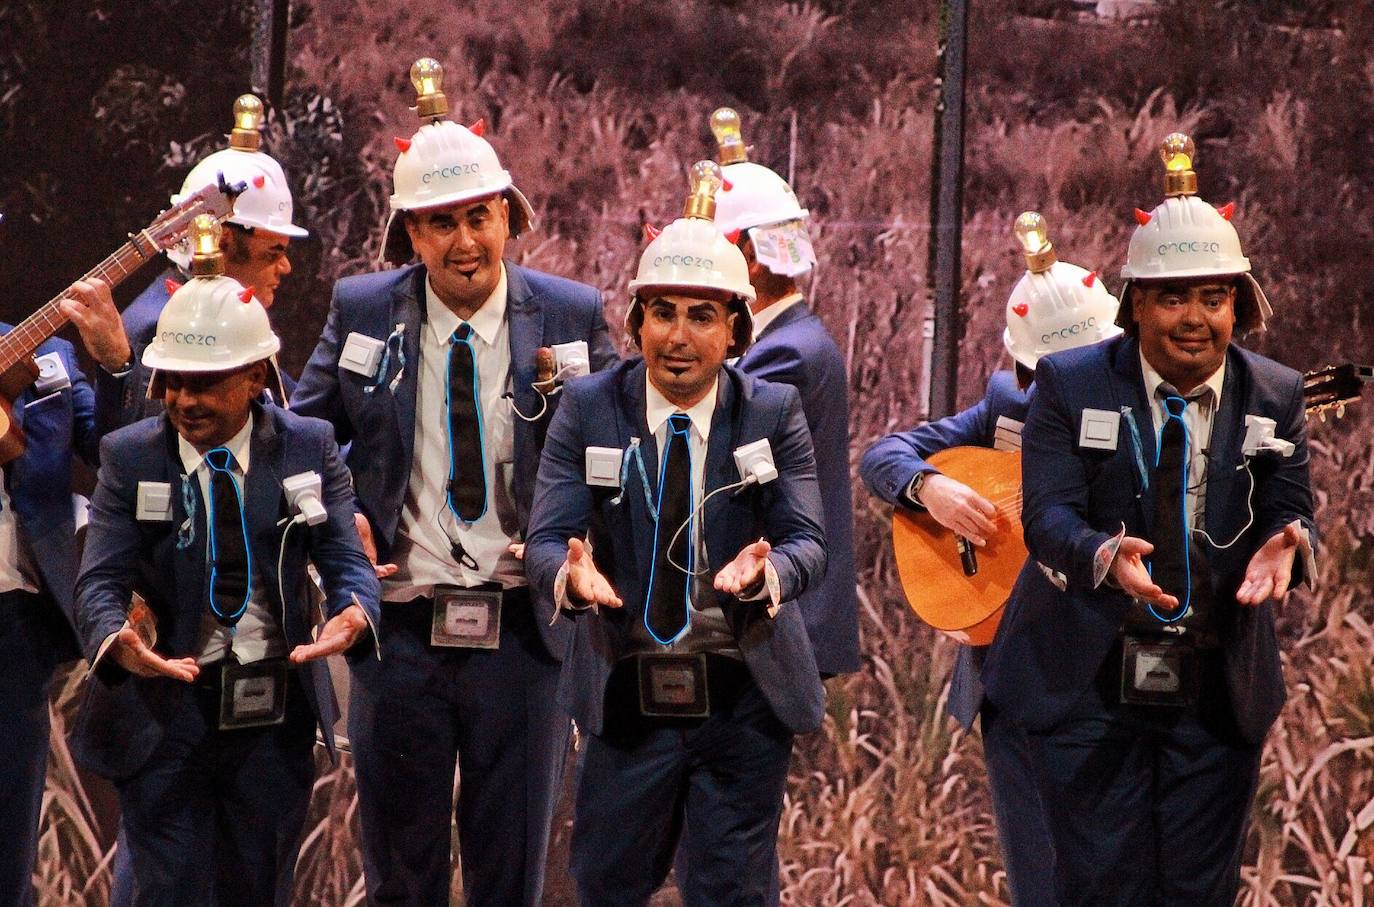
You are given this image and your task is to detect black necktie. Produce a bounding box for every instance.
[205,447,251,627]
[1150,395,1190,613]
[446,323,487,523]
[645,413,693,644]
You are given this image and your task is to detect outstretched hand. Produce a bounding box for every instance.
[290,603,369,663]
[1237,521,1302,606]
[1108,536,1180,613]
[714,539,771,597]
[567,537,622,608]
[111,627,200,682]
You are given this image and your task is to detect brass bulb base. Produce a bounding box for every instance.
[228,128,262,152]
[1163,170,1198,197]
[228,94,265,152]
[683,194,716,221]
[190,254,225,277]
[717,142,748,165]
[415,92,449,120]
[1023,244,1058,274]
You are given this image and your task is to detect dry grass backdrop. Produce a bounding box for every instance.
[4,0,1373,903]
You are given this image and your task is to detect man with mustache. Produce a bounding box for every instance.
[291,58,616,906]
[982,134,1317,905]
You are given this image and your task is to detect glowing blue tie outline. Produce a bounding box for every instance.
[1148,395,1191,624]
[444,324,489,526]
[643,414,693,646]
[204,447,252,627]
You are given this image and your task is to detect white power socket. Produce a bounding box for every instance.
[552,341,590,380]
[283,471,328,525]
[733,439,778,486]
[1242,415,1295,458]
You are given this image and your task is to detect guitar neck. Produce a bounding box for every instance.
[0,239,154,373]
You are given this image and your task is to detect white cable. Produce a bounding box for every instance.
[276,514,306,635]
[509,362,582,422]
[1194,459,1256,551]
[665,475,757,576]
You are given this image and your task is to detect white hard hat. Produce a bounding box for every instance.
[381,58,534,264]
[144,216,281,374]
[1118,133,1272,333]
[708,108,814,277]
[1002,213,1122,369]
[143,275,281,372]
[626,161,755,356]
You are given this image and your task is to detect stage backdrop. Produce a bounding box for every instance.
[3,1,1371,903]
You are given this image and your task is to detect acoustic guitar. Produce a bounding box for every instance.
[0,179,242,464]
[891,362,1373,646]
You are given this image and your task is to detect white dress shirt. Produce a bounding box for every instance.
[1139,351,1225,533]
[179,415,286,664]
[748,291,805,340]
[384,265,523,600]
[0,467,39,594]
[625,377,738,657]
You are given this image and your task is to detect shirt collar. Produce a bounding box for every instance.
[1139,349,1226,406]
[645,375,718,445]
[425,262,508,347]
[178,412,254,476]
[750,292,804,339]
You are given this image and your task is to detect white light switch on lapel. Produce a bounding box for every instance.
[136,481,174,522]
[585,447,624,487]
[1078,408,1120,451]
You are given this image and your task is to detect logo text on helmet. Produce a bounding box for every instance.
[653,254,714,270]
[421,163,480,184]
[162,330,217,347]
[1158,240,1221,256]
[1041,316,1097,344]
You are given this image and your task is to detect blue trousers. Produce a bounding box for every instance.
[570,663,794,907]
[0,591,73,907]
[981,699,1057,906]
[348,589,568,907]
[1031,650,1262,906]
[115,669,316,907]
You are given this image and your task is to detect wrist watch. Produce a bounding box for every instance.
[907,471,929,506]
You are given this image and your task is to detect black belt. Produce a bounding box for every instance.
[606,652,752,726]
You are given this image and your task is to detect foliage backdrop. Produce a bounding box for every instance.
[3,0,1373,903]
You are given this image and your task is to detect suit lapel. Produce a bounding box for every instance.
[164,417,207,645]
[1204,348,1243,540]
[506,263,545,473]
[244,406,284,558]
[393,268,425,466]
[618,362,658,585]
[702,372,738,570]
[1111,338,1156,529]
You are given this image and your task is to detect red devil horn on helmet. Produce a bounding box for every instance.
[642,223,661,243]
[721,178,733,192]
[1216,202,1236,221]
[164,278,183,296]
[238,286,256,304]
[252,174,266,189]
[1134,208,1152,226]
[394,136,412,153]
[467,119,486,137]
[1082,270,1097,288]
[724,229,741,244]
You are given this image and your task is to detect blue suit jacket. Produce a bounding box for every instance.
[983,336,1316,744]
[96,267,297,438]
[70,404,382,780]
[1,329,99,650]
[736,301,859,675]
[859,370,1030,729]
[525,360,828,736]
[290,261,617,658]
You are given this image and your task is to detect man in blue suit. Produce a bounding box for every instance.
[0,319,100,907]
[71,227,381,907]
[709,106,859,678]
[860,211,1121,906]
[290,58,616,906]
[91,94,307,439]
[983,136,1317,905]
[525,163,826,906]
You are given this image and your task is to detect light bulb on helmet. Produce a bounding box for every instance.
[709,107,748,165]
[683,160,724,221]
[228,94,265,152]
[410,57,449,120]
[189,214,225,277]
[1160,132,1198,197]
[1013,211,1057,273]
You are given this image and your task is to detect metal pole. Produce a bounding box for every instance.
[924,0,969,421]
[251,0,291,109]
